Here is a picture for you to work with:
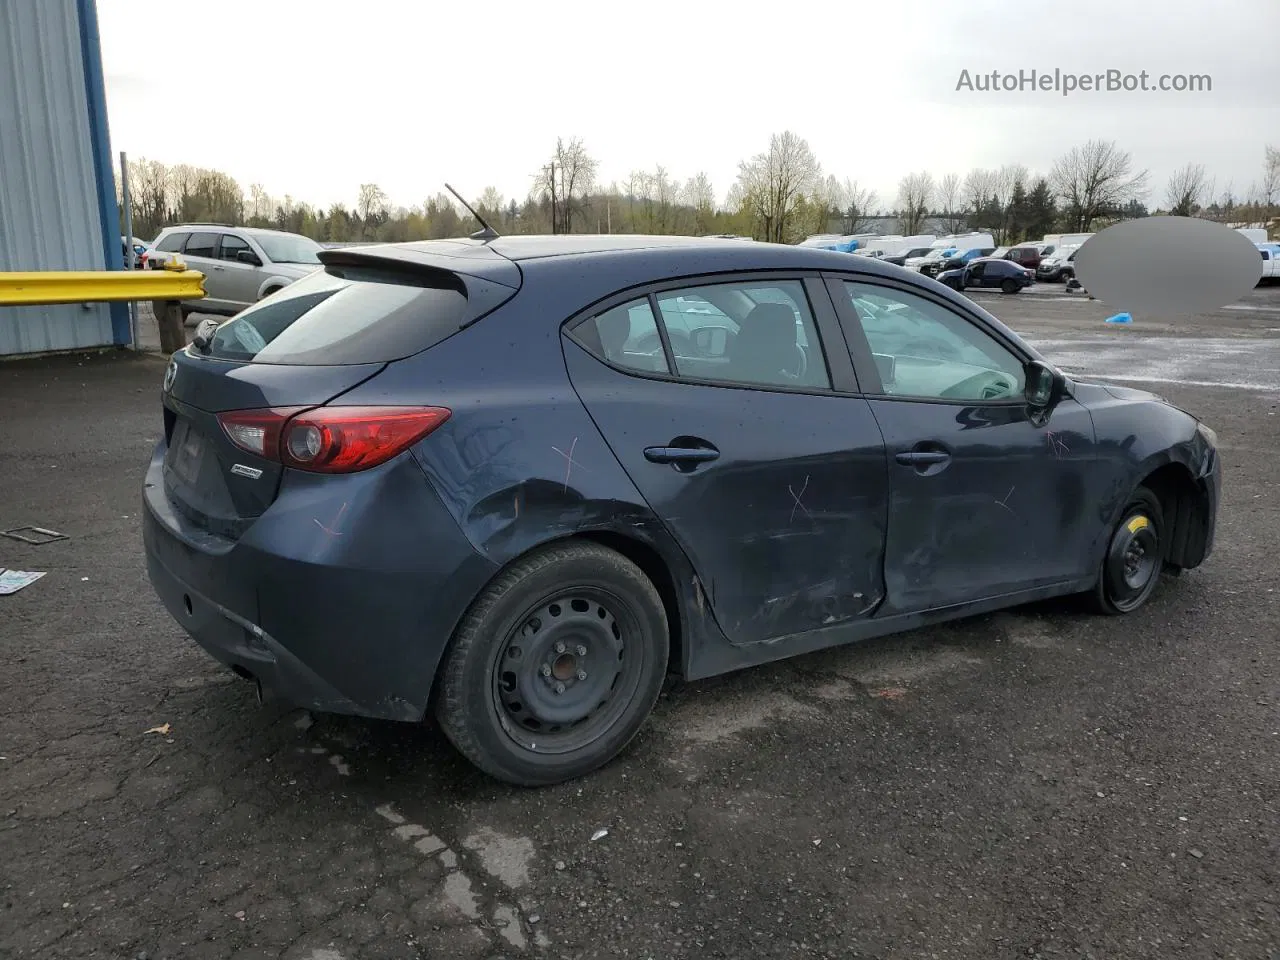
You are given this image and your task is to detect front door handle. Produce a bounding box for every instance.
[644,445,720,465]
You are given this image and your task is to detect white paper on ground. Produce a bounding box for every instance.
[0,570,46,595]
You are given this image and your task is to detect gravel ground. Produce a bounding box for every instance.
[1,287,1278,960]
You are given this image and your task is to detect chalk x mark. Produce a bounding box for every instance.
[313,502,348,537]
[789,475,812,525]
[552,437,586,493]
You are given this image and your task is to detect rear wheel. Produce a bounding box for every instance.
[435,541,669,786]
[1091,488,1165,614]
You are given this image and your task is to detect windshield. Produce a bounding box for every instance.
[254,233,322,264]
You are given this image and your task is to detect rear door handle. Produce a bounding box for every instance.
[895,450,950,465]
[644,445,720,465]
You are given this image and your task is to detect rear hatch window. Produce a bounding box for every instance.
[204,264,470,365]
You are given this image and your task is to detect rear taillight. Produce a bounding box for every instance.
[217,406,451,473]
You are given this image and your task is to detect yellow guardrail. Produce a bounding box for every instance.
[0,261,205,307]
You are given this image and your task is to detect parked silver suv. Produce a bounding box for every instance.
[150,224,323,317]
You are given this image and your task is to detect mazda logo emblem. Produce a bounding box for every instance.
[163,360,177,393]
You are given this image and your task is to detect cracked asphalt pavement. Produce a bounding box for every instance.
[2,287,1278,959]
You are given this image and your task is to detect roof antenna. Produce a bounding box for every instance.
[444,183,500,241]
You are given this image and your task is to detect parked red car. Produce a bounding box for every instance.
[993,245,1044,270]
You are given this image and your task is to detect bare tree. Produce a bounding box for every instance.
[732,130,822,243]
[356,183,388,221]
[1262,144,1280,219]
[937,173,965,232]
[682,172,716,234]
[247,183,273,221]
[477,186,504,222]
[1165,163,1212,216]
[1051,139,1150,230]
[896,171,935,235]
[128,157,170,238]
[963,168,997,212]
[532,137,598,234]
[811,175,846,235]
[993,164,1028,209]
[841,178,878,233]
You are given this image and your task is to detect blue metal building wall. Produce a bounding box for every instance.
[0,0,126,357]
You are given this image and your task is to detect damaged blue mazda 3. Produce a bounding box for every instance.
[143,234,1220,785]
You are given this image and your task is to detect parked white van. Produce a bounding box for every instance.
[931,232,995,251]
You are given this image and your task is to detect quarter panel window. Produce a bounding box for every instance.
[842,282,1025,402]
[574,298,671,375]
[154,232,188,253]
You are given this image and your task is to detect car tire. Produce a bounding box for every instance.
[434,540,670,786]
[260,287,283,300]
[1090,488,1165,615]
[1001,279,1019,294]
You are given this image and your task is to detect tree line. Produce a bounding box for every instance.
[119,135,1279,248]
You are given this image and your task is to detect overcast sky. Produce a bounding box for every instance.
[99,0,1279,214]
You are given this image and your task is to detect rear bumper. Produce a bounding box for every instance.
[142,444,498,721]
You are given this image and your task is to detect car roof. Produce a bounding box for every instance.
[319,234,924,284]
[159,224,310,239]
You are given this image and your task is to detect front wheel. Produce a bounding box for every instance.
[1091,488,1165,614]
[435,541,669,786]
[1001,278,1020,294]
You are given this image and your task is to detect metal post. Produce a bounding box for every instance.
[119,151,139,349]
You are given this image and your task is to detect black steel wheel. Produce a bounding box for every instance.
[435,541,669,786]
[1092,488,1165,614]
[1001,278,1019,294]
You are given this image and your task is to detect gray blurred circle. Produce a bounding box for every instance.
[1073,216,1263,317]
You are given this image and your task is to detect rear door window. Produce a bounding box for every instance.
[653,280,831,390]
[205,265,471,365]
[184,232,219,258]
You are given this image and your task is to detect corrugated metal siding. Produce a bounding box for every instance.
[0,0,113,356]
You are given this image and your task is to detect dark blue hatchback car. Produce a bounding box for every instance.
[143,235,1221,785]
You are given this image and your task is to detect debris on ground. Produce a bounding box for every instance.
[871,687,908,700]
[590,828,608,842]
[1,526,68,545]
[1104,312,1133,324]
[144,723,171,736]
[0,570,46,595]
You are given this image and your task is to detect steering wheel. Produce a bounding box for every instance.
[938,370,1019,400]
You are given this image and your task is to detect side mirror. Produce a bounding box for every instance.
[1024,360,1065,408]
[237,249,262,266]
